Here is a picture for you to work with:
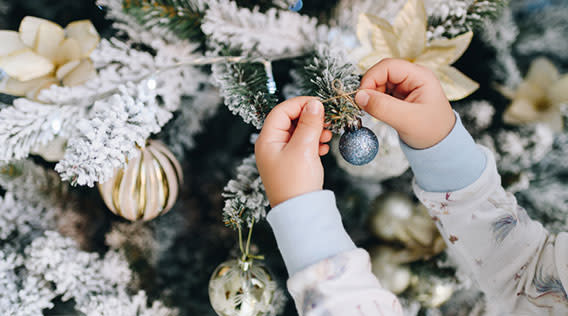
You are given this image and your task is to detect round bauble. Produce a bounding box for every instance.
[339,125,379,166]
[369,246,412,295]
[370,192,415,241]
[98,140,183,221]
[370,193,446,260]
[209,259,277,316]
[413,276,455,308]
[289,0,303,11]
[333,115,409,181]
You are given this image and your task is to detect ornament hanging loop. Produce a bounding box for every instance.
[236,218,264,268]
[346,117,363,132]
[321,79,361,110]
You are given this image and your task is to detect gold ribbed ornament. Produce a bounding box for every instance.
[98,140,183,221]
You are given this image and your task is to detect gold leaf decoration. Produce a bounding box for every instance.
[354,0,479,101]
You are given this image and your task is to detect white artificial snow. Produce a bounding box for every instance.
[222,154,269,228]
[480,7,522,88]
[202,0,318,56]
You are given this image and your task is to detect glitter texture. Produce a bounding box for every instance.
[339,126,379,166]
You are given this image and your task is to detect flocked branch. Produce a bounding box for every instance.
[222,154,269,230]
[287,44,361,133]
[202,0,318,56]
[427,0,508,39]
[121,0,208,43]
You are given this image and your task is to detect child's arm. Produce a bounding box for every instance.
[256,98,403,316]
[357,59,568,314]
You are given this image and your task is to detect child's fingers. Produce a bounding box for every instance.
[319,129,333,143]
[259,96,316,144]
[319,144,329,156]
[360,58,432,96]
[289,100,324,149]
[355,89,414,131]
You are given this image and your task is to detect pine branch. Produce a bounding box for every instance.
[222,154,269,230]
[0,100,82,163]
[466,0,508,27]
[25,231,178,315]
[515,4,568,59]
[202,0,318,56]
[122,0,207,43]
[0,160,66,211]
[428,0,508,39]
[211,60,278,129]
[479,7,522,88]
[289,44,361,134]
[55,85,172,187]
[1,36,224,186]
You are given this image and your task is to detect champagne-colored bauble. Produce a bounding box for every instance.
[412,276,455,308]
[333,115,409,181]
[209,259,277,316]
[98,140,182,221]
[370,193,445,260]
[369,246,412,294]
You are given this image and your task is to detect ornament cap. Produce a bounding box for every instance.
[345,117,363,132]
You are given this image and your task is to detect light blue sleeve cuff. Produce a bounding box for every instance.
[400,112,486,192]
[267,190,356,276]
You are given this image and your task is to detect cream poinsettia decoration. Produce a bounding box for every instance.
[500,58,568,132]
[354,0,479,101]
[0,16,99,99]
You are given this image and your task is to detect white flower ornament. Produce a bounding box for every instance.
[0,16,99,99]
[500,58,568,132]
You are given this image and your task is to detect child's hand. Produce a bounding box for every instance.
[355,59,456,149]
[255,97,332,207]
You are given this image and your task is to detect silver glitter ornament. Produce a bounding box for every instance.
[339,121,379,166]
[209,259,277,316]
[333,114,409,181]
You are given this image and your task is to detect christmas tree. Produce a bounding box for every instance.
[0,0,567,315]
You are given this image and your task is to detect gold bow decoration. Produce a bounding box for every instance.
[0,16,100,99]
[354,0,479,101]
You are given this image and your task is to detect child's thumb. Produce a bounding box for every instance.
[355,89,412,130]
[289,99,324,148]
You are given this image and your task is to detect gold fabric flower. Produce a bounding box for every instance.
[354,0,479,101]
[0,16,99,99]
[500,58,568,132]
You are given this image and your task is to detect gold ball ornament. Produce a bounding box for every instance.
[97,140,182,221]
[370,192,414,241]
[209,259,277,316]
[412,276,455,308]
[369,246,412,295]
[370,193,446,260]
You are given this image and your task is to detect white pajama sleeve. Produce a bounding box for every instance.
[267,191,403,316]
[286,249,403,316]
[414,147,568,315]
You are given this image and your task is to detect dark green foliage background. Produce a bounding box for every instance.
[2,1,565,315]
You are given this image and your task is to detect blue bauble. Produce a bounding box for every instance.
[339,126,379,166]
[289,0,303,12]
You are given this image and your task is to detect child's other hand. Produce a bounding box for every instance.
[255,97,332,207]
[355,59,456,149]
